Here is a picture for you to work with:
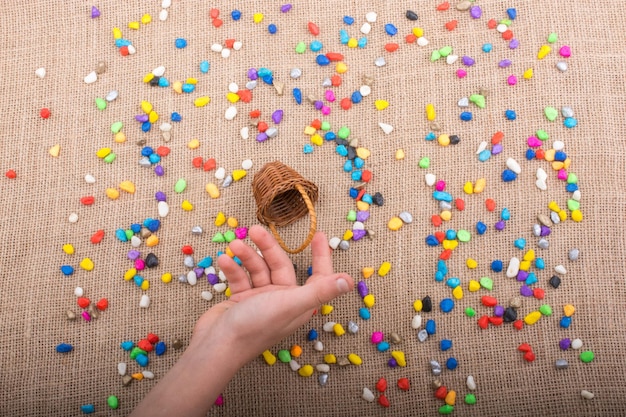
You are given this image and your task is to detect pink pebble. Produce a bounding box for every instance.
[527,136,542,147]
[371,331,384,344]
[135,259,146,270]
[324,90,336,102]
[435,180,446,191]
[234,227,248,239]
[214,394,224,406]
[456,69,467,78]
[321,105,331,115]
[557,169,568,180]
[82,311,92,321]
[559,45,571,58]
[507,74,517,85]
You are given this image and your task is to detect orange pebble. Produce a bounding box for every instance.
[361,170,372,182]
[203,158,216,171]
[137,339,154,352]
[434,231,446,243]
[310,119,322,129]
[237,89,252,103]
[535,149,545,160]
[326,52,344,61]
[119,46,129,56]
[491,131,504,145]
[90,229,105,244]
[96,298,108,311]
[436,1,450,11]
[5,169,16,179]
[146,333,160,344]
[485,199,496,212]
[340,98,352,110]
[445,20,458,31]
[330,75,342,86]
[77,297,90,309]
[249,109,260,118]
[431,215,442,227]
[156,146,170,156]
[405,34,416,43]
[290,345,303,357]
[212,18,223,28]
[385,43,399,52]
[440,249,452,260]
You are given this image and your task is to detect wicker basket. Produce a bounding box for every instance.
[252,161,318,254]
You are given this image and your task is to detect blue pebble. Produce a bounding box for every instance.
[377,341,390,352]
[434,271,445,282]
[566,183,578,193]
[564,117,577,128]
[554,151,567,161]
[343,160,353,172]
[425,319,436,335]
[292,87,302,104]
[81,404,95,414]
[425,235,439,246]
[216,251,225,258]
[525,272,538,285]
[359,307,371,320]
[440,298,455,313]
[307,266,313,276]
[353,157,364,169]
[130,223,141,233]
[141,146,154,157]
[155,341,167,356]
[233,256,242,266]
[478,149,492,162]
[351,171,362,181]
[349,188,358,199]
[303,143,314,154]
[432,191,453,202]
[460,111,473,121]
[56,343,73,353]
[535,258,545,269]
[357,37,367,48]
[446,357,458,370]
[175,38,187,49]
[482,43,493,52]
[501,208,511,220]
[316,54,330,66]
[491,260,503,272]
[231,10,241,20]
[361,194,373,205]
[261,74,274,85]
[560,316,572,328]
[505,109,517,120]
[324,132,337,141]
[514,238,526,249]
[339,29,350,44]
[197,256,213,268]
[476,221,487,235]
[507,8,517,20]
[148,154,161,164]
[310,40,323,52]
[133,275,144,287]
[502,169,517,182]
[144,218,160,232]
[440,339,453,351]
[136,353,149,367]
[120,341,134,351]
[351,90,363,104]
[60,265,74,276]
[182,83,195,93]
[438,260,448,275]
[199,60,210,73]
[307,329,318,341]
[445,278,460,289]
[335,145,348,157]
[343,15,355,25]
[425,132,436,141]
[525,149,536,160]
[141,121,151,132]
[445,229,456,240]
[115,229,128,242]
[171,112,182,122]
[158,77,170,87]
[268,23,277,34]
[384,23,398,36]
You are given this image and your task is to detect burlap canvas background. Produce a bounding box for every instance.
[0,0,625,416]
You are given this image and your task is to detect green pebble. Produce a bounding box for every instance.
[418,157,430,169]
[130,347,147,360]
[337,126,350,139]
[544,106,559,121]
[107,395,119,410]
[566,173,578,184]
[321,121,331,131]
[567,199,580,211]
[124,230,134,240]
[224,230,236,243]
[103,153,116,164]
[295,41,306,54]
[346,210,357,221]
[536,129,549,141]
[580,351,594,363]
[95,97,107,110]
[479,277,493,290]
[438,404,454,415]
[465,393,477,405]
[465,307,476,317]
[438,46,452,57]
[469,94,486,109]
[547,32,558,43]
[111,121,123,133]
[430,50,441,62]
[174,178,187,193]
[457,229,471,242]
[277,349,291,363]
[539,304,553,316]
[211,232,226,243]
[499,18,512,27]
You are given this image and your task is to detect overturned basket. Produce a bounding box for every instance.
[252,161,318,254]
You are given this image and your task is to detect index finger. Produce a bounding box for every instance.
[248,225,296,286]
[310,231,334,276]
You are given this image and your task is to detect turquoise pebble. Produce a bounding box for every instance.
[60,265,74,276]
[445,229,456,240]
[357,37,367,48]
[115,228,128,242]
[120,341,134,351]
[310,40,323,51]
[175,38,187,48]
[425,132,436,141]
[514,238,526,249]
[359,307,371,320]
[354,157,364,169]
[535,258,545,269]
[445,278,460,288]
[136,353,149,367]
[343,160,353,172]
[501,208,511,220]
[158,77,169,87]
[482,43,493,52]
[377,341,390,352]
[197,256,213,268]
[81,404,95,414]
[133,275,144,287]
[361,194,373,204]
[564,117,578,128]
[432,191,453,202]
[435,271,445,281]
[303,143,314,153]
[182,83,195,93]
[339,29,349,44]
[478,149,491,161]
[525,272,537,285]
[233,256,242,266]
[200,60,210,73]
[438,261,448,275]
[351,171,362,181]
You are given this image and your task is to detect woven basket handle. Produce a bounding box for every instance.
[268,184,317,254]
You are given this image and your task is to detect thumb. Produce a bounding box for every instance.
[290,273,354,312]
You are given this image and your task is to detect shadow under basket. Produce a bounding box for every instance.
[252,161,318,254]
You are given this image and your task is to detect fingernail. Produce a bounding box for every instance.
[336,278,350,294]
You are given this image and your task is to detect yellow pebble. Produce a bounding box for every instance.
[548,201,561,212]
[437,134,450,146]
[181,200,193,211]
[145,235,159,247]
[571,209,583,222]
[412,27,424,37]
[413,300,423,312]
[523,68,534,79]
[442,239,458,250]
[537,44,551,59]
[544,149,556,162]
[140,100,152,114]
[342,230,353,241]
[140,280,150,291]
[253,13,264,23]
[143,73,154,83]
[320,305,334,316]
[347,353,362,365]
[96,148,111,159]
[356,201,370,211]
[80,258,94,271]
[378,261,391,277]
[112,27,122,39]
[206,183,220,198]
[62,244,75,255]
[463,181,474,194]
[524,311,542,325]
[194,96,210,107]
[333,323,346,337]
[426,103,436,121]
[224,287,231,297]
[551,161,564,171]
[440,210,452,221]
[141,14,152,24]
[362,267,374,279]
[395,149,405,160]
[225,246,235,258]
[445,390,457,406]
[387,217,403,231]
[468,280,481,292]
[336,62,348,74]
[232,169,247,181]
[161,272,172,283]
[131,373,144,381]
[474,178,486,193]
[298,364,314,377]
[519,260,531,271]
[452,286,464,300]
[558,210,567,221]
[356,147,371,159]
[310,134,323,146]
[303,125,317,135]
[148,110,159,123]
[185,78,198,85]
[119,181,135,194]
[347,38,358,48]
[523,249,535,262]
[391,351,406,367]
[172,81,183,94]
[324,354,337,364]
[563,158,571,169]
[363,294,375,308]
[124,268,137,281]
[226,92,240,103]
[106,188,120,200]
[466,258,478,269]
[563,304,576,317]
[128,21,140,30]
[374,100,389,110]
[113,132,126,143]
[226,217,238,228]
[262,350,276,365]
[49,144,61,157]
[187,138,200,149]
[215,212,226,226]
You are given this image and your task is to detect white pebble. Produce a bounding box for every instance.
[553,140,565,151]
[417,329,428,342]
[221,48,231,58]
[555,265,567,274]
[218,270,227,282]
[323,322,336,332]
[139,294,150,308]
[322,78,332,88]
[536,167,548,181]
[446,54,458,65]
[117,362,127,376]
[365,11,377,22]
[152,66,166,77]
[313,340,324,351]
[562,106,574,118]
[360,22,372,34]
[476,141,488,154]
[374,57,386,67]
[187,270,198,286]
[411,314,422,329]
[535,179,547,191]
[290,68,302,79]
[159,122,172,132]
[241,159,253,170]
[556,61,568,72]
[35,67,46,78]
[399,211,413,223]
[328,237,341,250]
[425,173,436,187]
[201,291,213,301]
[211,43,223,52]
[213,283,227,293]
[84,71,97,84]
[68,213,79,223]
[228,82,239,93]
[205,266,215,276]
[142,371,155,379]
[266,127,278,138]
[245,80,257,90]
[127,45,136,55]
[571,338,583,349]
[159,9,168,21]
[581,390,594,400]
[417,36,429,46]
[161,0,171,8]
[183,255,195,268]
[289,360,301,371]
[130,235,142,248]
[157,201,169,218]
[105,90,118,102]
[466,375,476,390]
[353,221,365,230]
[362,387,375,403]
[572,190,581,201]
[84,174,96,184]
[359,85,371,97]
[240,126,249,139]
[379,122,393,134]
[506,257,521,278]
[74,287,84,297]
[215,167,226,180]
[225,106,238,120]
[458,97,469,107]
[233,41,242,51]
[506,158,521,174]
[316,364,330,373]
[496,23,508,33]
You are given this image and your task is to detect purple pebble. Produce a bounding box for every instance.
[356,211,370,222]
[469,5,482,19]
[462,56,475,66]
[516,270,529,282]
[135,114,149,122]
[492,143,503,155]
[127,250,141,260]
[540,225,551,236]
[352,229,367,241]
[91,6,101,19]
[357,281,369,298]
[247,68,258,80]
[271,109,284,124]
[155,191,166,202]
[495,220,506,230]
[314,100,324,110]
[519,285,533,297]
[509,39,520,49]
[388,358,398,368]
[559,338,571,350]
[256,132,268,142]
[280,4,292,13]
[493,305,505,317]
[154,165,164,176]
[207,274,218,285]
[499,59,512,68]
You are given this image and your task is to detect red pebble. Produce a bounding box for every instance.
[330,75,342,86]
[181,245,194,255]
[137,339,154,352]
[405,34,416,44]
[156,146,170,157]
[119,46,129,56]
[535,149,545,160]
[5,169,16,179]
[481,296,498,307]
[90,229,105,244]
[533,288,545,300]
[397,377,410,391]
[77,297,91,309]
[310,119,322,129]
[224,39,235,49]
[491,131,504,145]
[502,30,513,40]
[489,316,503,326]
[434,386,448,400]
[257,121,268,132]
[378,395,390,408]
[307,21,320,36]
[455,198,465,211]
[96,298,108,311]
[361,170,372,182]
[431,215,443,227]
[40,108,51,119]
[436,2,450,11]
[487,19,497,29]
[434,231,446,243]
[212,18,223,28]
[523,351,536,362]
[517,343,532,352]
[80,196,95,206]
[203,158,216,171]
[146,333,160,344]
[236,89,252,103]
[340,98,352,110]
[445,20,458,31]
[385,43,399,52]
[376,377,387,392]
[192,156,203,168]
[325,52,344,61]
[439,249,452,260]
[356,188,366,201]
[485,198,496,212]
[209,8,219,19]
[513,320,524,330]
[477,315,489,329]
